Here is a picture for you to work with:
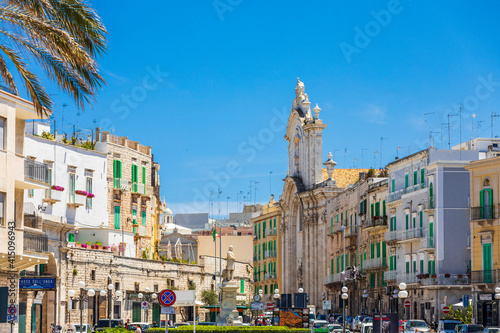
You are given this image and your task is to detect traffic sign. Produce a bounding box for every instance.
[141,301,148,309]
[267,303,274,310]
[7,305,17,315]
[160,306,175,315]
[251,302,264,311]
[442,306,450,314]
[7,314,17,323]
[159,289,176,307]
[323,300,332,310]
[404,300,411,308]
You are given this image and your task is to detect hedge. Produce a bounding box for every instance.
[146,327,309,333]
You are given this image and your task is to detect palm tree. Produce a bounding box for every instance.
[0,0,107,116]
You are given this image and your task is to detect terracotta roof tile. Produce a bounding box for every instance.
[322,168,370,188]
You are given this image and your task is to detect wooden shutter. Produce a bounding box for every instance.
[114,206,120,229]
[421,169,425,184]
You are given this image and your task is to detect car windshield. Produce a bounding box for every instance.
[97,320,120,327]
[488,329,500,333]
[409,321,428,328]
[445,323,460,330]
[316,322,328,327]
[467,326,483,332]
[73,325,83,332]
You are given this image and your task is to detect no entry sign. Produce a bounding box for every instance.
[442,306,450,314]
[159,289,176,307]
[404,300,411,308]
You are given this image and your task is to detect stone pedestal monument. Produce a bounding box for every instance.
[217,245,243,326]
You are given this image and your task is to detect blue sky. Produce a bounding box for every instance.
[28,1,500,216]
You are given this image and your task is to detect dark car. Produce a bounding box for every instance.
[197,322,216,326]
[460,325,485,333]
[94,319,123,332]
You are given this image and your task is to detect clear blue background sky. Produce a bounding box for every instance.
[34,1,500,216]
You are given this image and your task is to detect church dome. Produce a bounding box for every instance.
[164,207,173,215]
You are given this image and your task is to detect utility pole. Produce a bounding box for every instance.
[491,112,499,138]
[448,113,458,149]
[361,148,369,168]
[424,112,435,147]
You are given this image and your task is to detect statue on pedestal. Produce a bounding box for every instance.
[226,245,235,281]
[217,245,243,326]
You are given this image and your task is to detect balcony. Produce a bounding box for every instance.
[43,188,63,203]
[386,190,404,203]
[404,183,427,195]
[419,274,469,286]
[363,257,387,270]
[471,270,500,284]
[384,270,397,281]
[265,228,277,236]
[346,225,358,237]
[67,192,86,208]
[265,250,277,258]
[324,273,343,285]
[363,216,388,231]
[398,274,419,285]
[113,178,130,191]
[329,224,343,235]
[23,232,48,253]
[470,205,499,223]
[400,228,423,242]
[384,230,400,243]
[264,273,276,280]
[420,231,435,252]
[24,159,50,186]
[23,214,42,229]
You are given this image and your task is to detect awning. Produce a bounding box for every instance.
[0,252,49,271]
[452,302,464,307]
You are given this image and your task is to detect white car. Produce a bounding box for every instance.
[361,322,373,333]
[406,320,430,333]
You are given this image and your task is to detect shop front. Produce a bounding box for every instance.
[477,293,498,327]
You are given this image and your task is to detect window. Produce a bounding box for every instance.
[421,169,425,184]
[391,178,395,193]
[142,166,146,194]
[131,164,138,192]
[0,117,4,150]
[113,160,122,188]
[240,279,244,294]
[405,174,409,189]
[68,233,75,242]
[69,173,76,203]
[413,171,417,185]
[86,177,93,208]
[115,282,120,291]
[91,270,95,280]
[142,211,146,226]
[0,192,4,225]
[263,221,266,238]
[28,189,34,198]
[114,206,120,229]
[135,283,140,292]
[376,242,380,258]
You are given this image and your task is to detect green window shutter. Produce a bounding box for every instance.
[370,243,374,258]
[240,279,244,293]
[273,240,276,254]
[375,202,380,216]
[405,174,409,188]
[336,215,339,223]
[114,206,120,229]
[376,242,380,258]
[341,255,344,271]
[360,254,363,271]
[258,245,261,260]
[413,217,416,229]
[414,171,417,185]
[341,213,343,223]
[331,217,333,233]
[68,233,75,242]
[263,221,266,238]
[118,161,122,178]
[421,169,425,184]
[254,224,257,235]
[392,179,395,193]
[382,242,386,264]
[383,200,386,216]
[405,214,409,230]
[142,166,146,184]
[428,260,431,274]
[337,256,339,273]
[331,258,334,275]
[142,211,146,226]
[419,212,423,229]
[371,204,374,218]
[406,261,410,274]
[364,252,366,260]
[432,260,435,274]
[413,261,416,273]
[420,260,424,273]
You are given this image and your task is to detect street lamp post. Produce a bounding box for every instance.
[103,284,122,328]
[341,286,348,333]
[137,288,158,323]
[362,290,368,314]
[68,281,95,333]
[398,282,408,321]
[273,289,280,309]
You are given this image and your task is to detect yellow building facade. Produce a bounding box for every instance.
[252,195,281,304]
[466,156,500,326]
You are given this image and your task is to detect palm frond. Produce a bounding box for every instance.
[0,52,18,95]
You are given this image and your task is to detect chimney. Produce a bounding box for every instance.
[95,127,101,142]
[359,172,366,180]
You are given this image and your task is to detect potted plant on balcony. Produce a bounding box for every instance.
[444,273,451,278]
[431,274,437,279]
[457,274,463,278]
[51,185,64,192]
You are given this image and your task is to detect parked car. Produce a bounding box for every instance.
[438,320,462,333]
[405,320,430,333]
[355,316,369,331]
[484,328,500,333]
[460,325,485,333]
[313,320,330,329]
[73,324,92,333]
[126,322,151,331]
[327,324,344,332]
[94,319,124,332]
[456,325,466,333]
[198,322,217,326]
[361,322,373,333]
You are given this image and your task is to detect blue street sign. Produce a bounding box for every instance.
[19,278,55,289]
[463,295,470,307]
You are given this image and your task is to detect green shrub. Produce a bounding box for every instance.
[99,328,129,333]
[146,327,308,333]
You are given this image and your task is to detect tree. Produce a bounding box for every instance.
[0,0,107,116]
[201,289,218,306]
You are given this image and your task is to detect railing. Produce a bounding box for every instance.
[265,228,277,236]
[363,257,387,270]
[329,224,343,234]
[420,230,434,250]
[69,193,87,206]
[398,274,419,284]
[265,273,276,280]
[265,250,277,258]
[384,270,397,281]
[346,225,358,237]
[23,214,41,229]
[24,233,48,253]
[470,205,500,220]
[404,183,426,195]
[419,274,469,286]
[471,270,500,284]
[400,228,423,241]
[386,190,404,203]
[364,216,388,229]
[132,182,151,195]
[24,159,49,185]
[384,230,399,242]
[324,273,343,284]
[44,188,63,202]
[113,178,130,190]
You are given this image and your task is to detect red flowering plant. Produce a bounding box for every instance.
[75,190,94,198]
[51,185,65,191]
